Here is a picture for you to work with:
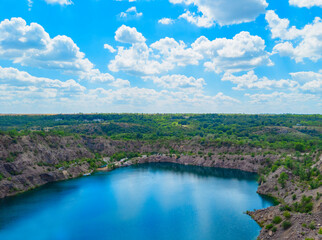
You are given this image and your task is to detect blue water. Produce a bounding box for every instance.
[0,163,272,240]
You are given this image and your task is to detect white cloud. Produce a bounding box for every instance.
[0,17,119,85]
[115,25,146,44]
[151,37,203,67]
[223,70,322,93]
[0,66,85,99]
[301,80,322,92]
[44,0,73,5]
[192,31,272,73]
[108,42,172,75]
[245,92,319,104]
[109,26,272,75]
[266,11,322,62]
[170,0,268,26]
[289,0,322,8]
[222,71,299,90]
[290,71,322,92]
[104,43,116,53]
[158,18,175,25]
[143,74,205,92]
[119,7,143,18]
[0,66,240,113]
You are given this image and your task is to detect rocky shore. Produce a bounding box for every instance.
[0,134,321,239]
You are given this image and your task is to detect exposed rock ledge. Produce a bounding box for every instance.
[1,154,321,240]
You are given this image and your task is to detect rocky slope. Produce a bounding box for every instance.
[0,134,321,239]
[0,134,275,198]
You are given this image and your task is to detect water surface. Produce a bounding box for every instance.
[0,163,272,240]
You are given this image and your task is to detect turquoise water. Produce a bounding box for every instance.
[0,163,272,240]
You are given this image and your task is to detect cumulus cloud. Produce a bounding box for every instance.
[266,11,322,62]
[109,26,272,75]
[289,0,322,8]
[158,18,175,25]
[151,37,203,67]
[115,25,146,44]
[170,0,268,26]
[0,17,119,85]
[222,71,299,90]
[108,42,172,75]
[119,7,143,18]
[0,66,240,113]
[143,74,205,92]
[192,31,272,73]
[223,70,322,93]
[290,71,322,93]
[0,66,85,100]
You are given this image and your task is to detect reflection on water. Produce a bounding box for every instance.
[133,163,258,180]
[0,163,273,240]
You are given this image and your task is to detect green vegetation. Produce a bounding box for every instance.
[283,211,291,219]
[0,173,3,181]
[110,152,141,162]
[0,114,321,202]
[272,216,282,224]
[0,114,321,152]
[278,172,289,188]
[293,195,313,213]
[308,221,316,230]
[265,223,274,229]
[282,221,292,230]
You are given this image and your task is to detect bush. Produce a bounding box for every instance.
[292,194,296,200]
[272,226,277,232]
[283,211,291,219]
[318,227,322,234]
[295,143,305,152]
[282,221,292,230]
[308,221,315,230]
[266,223,274,230]
[272,216,282,224]
[0,173,3,181]
[278,172,289,188]
[292,195,313,213]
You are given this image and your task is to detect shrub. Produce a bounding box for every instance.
[308,221,315,230]
[266,223,274,230]
[295,143,305,152]
[292,194,296,200]
[272,226,277,232]
[282,221,292,230]
[318,227,322,234]
[283,211,291,219]
[278,172,289,188]
[272,216,282,224]
[279,205,291,211]
[292,195,313,213]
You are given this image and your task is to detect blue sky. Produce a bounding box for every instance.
[0,0,321,113]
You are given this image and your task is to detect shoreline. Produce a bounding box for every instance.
[1,154,321,239]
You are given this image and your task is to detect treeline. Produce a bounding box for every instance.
[0,114,321,152]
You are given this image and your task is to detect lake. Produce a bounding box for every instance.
[0,163,272,240]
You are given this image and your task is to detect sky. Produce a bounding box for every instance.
[0,0,321,114]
